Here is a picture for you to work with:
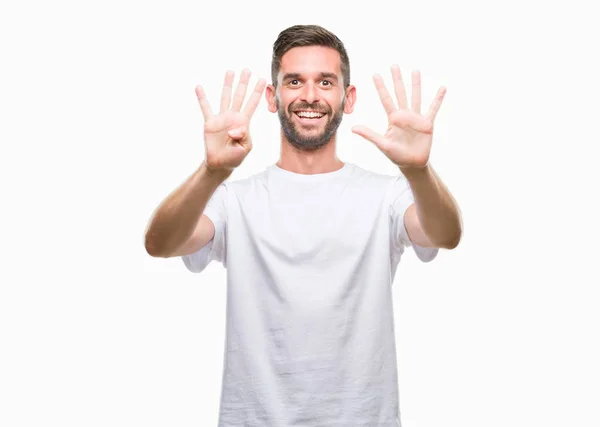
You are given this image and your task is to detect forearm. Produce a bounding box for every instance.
[144,161,231,257]
[400,164,462,249]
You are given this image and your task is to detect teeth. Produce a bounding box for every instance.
[296,111,324,118]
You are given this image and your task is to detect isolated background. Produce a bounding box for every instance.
[1,0,598,426]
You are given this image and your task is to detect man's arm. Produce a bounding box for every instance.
[401,164,462,250]
[350,65,461,249]
[145,69,266,258]
[144,162,231,258]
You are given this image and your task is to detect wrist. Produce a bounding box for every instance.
[199,161,232,181]
[399,163,431,181]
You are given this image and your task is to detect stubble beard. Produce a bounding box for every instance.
[276,98,345,152]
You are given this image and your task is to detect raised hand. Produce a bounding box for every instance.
[351,65,446,170]
[196,69,266,172]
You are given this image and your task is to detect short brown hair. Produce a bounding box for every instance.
[271,24,350,89]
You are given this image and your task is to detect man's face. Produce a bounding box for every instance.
[267,46,355,151]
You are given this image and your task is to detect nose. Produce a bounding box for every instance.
[300,82,319,104]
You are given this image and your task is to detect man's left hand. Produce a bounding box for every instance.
[352,65,446,171]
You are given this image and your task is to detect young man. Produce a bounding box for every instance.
[145,24,462,427]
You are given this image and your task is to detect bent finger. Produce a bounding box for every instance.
[228,125,247,140]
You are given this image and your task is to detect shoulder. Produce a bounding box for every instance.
[344,163,398,187]
[213,168,270,210]
[348,164,410,201]
[220,168,269,192]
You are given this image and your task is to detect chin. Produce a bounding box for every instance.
[288,135,332,152]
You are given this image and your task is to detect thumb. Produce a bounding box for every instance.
[228,126,247,140]
[352,125,387,150]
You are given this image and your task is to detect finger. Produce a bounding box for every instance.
[373,74,396,115]
[195,85,213,120]
[231,68,251,112]
[220,70,235,113]
[352,125,388,151]
[227,125,247,140]
[391,65,408,109]
[411,70,422,114]
[427,86,446,122]
[243,78,267,119]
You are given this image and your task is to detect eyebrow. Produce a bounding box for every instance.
[282,72,339,82]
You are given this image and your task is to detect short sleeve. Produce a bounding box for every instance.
[389,175,439,263]
[181,183,228,273]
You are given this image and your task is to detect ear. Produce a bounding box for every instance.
[343,85,357,114]
[265,84,278,113]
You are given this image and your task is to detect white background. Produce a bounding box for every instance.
[1,0,599,426]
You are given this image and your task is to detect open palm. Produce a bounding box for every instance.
[352,65,446,169]
[196,69,266,171]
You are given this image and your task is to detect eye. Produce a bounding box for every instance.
[322,80,331,86]
[289,79,299,86]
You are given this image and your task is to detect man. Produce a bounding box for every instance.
[145,24,462,427]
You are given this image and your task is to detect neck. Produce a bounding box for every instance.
[277,131,344,174]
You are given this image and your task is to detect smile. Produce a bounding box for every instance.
[294,111,326,124]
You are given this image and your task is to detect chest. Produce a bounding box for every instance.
[230,185,389,262]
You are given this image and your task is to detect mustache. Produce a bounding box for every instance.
[289,102,331,114]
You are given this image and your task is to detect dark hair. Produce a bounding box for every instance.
[271,24,350,89]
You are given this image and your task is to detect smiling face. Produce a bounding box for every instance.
[267,45,356,151]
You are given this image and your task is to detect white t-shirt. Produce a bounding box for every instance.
[182,162,438,427]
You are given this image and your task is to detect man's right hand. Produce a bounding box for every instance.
[195,69,267,173]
